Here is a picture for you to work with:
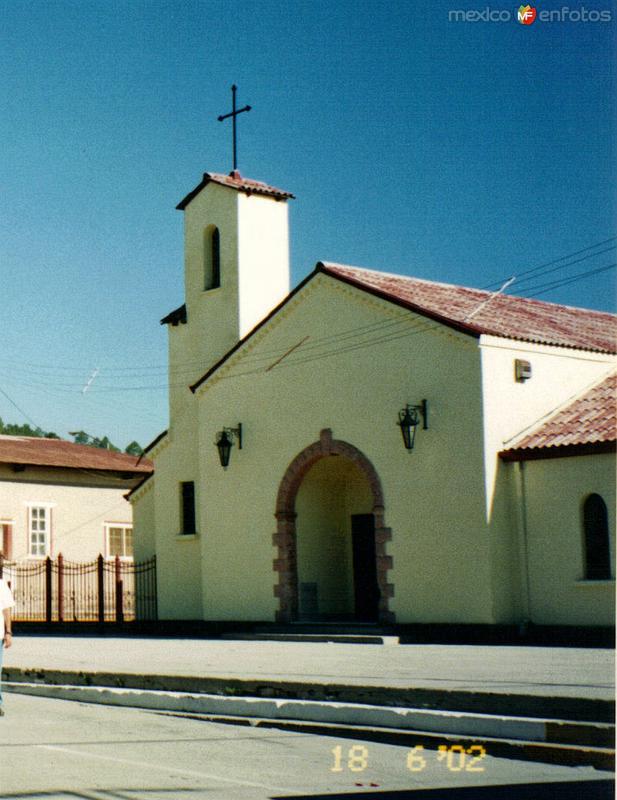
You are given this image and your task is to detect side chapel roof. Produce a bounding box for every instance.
[499,372,617,461]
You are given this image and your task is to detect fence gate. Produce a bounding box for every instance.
[0,554,157,623]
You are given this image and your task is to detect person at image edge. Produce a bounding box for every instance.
[0,569,15,716]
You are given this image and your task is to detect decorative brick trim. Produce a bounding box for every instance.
[273,430,394,623]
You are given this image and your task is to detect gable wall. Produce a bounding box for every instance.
[190,274,494,623]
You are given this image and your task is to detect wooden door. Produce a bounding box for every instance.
[351,514,379,621]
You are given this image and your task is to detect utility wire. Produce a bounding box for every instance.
[481,236,616,290]
[508,245,616,290]
[6,252,612,393]
[1,239,614,397]
[0,385,43,430]
[2,236,614,382]
[523,262,617,299]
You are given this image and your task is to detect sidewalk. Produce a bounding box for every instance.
[4,634,614,699]
[3,634,614,769]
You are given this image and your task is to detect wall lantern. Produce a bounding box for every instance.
[397,400,428,452]
[215,423,242,468]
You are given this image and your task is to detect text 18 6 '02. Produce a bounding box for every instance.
[330,744,487,773]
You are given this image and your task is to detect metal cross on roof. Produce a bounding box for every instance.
[217,84,251,173]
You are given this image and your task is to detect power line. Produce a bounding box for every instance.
[0,385,43,430]
[510,245,616,289]
[6,252,612,393]
[523,262,617,299]
[1,237,613,403]
[481,236,616,290]
[1,236,614,385]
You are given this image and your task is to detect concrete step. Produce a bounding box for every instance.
[220,632,400,644]
[161,711,616,773]
[5,681,614,754]
[255,622,394,633]
[5,665,613,723]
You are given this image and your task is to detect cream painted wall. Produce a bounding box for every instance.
[514,453,615,625]
[168,182,290,422]
[237,192,290,337]
[131,478,155,563]
[150,178,292,619]
[148,417,203,619]
[480,341,616,623]
[189,274,495,624]
[183,182,239,357]
[168,183,239,422]
[0,466,134,562]
[167,320,193,423]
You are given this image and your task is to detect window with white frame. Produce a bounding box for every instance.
[106,525,133,559]
[28,506,50,557]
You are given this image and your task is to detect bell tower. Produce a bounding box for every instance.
[162,171,294,421]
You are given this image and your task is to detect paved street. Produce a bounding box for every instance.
[5,635,615,698]
[0,693,612,800]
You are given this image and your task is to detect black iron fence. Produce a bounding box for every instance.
[0,554,157,623]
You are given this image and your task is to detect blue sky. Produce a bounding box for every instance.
[1,0,615,448]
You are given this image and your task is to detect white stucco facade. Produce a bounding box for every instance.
[0,465,136,563]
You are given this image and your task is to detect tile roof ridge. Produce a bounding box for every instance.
[320,261,617,318]
[320,261,481,292]
[177,170,294,209]
[0,434,61,442]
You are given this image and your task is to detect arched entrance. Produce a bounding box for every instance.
[273,429,394,623]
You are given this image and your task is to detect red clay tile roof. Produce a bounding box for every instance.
[500,373,617,460]
[0,436,153,474]
[176,171,294,210]
[320,263,617,354]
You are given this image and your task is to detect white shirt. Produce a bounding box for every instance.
[0,579,15,639]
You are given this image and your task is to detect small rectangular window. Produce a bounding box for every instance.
[181,481,196,535]
[106,525,133,559]
[28,506,50,557]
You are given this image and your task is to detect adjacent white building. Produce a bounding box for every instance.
[0,436,152,563]
[130,170,616,627]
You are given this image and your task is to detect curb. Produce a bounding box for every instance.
[5,681,614,747]
[3,666,614,722]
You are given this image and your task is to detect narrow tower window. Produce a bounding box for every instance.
[582,494,611,580]
[204,226,221,290]
[180,481,196,535]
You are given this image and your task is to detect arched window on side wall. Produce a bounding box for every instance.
[204,226,221,290]
[582,494,612,580]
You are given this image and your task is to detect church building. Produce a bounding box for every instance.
[130,170,616,628]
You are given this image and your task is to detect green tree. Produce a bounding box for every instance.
[69,430,90,445]
[0,418,59,438]
[69,431,120,451]
[124,440,143,456]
